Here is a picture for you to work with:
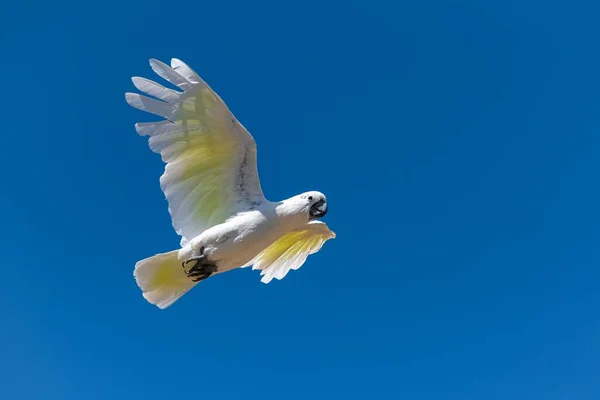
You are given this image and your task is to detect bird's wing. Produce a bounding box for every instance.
[244,221,336,283]
[126,58,266,246]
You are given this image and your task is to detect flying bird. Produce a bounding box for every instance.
[125,58,335,309]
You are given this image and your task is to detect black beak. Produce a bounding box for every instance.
[310,199,328,219]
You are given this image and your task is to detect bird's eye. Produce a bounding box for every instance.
[308,196,313,201]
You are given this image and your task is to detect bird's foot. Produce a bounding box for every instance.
[181,256,204,270]
[182,256,218,283]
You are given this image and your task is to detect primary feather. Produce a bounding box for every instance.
[126,58,265,247]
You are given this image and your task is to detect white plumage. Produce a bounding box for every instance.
[126,58,335,309]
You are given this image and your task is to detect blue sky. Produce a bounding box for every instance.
[1,0,599,398]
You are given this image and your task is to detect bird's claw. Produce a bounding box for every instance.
[182,255,217,283]
[181,256,204,270]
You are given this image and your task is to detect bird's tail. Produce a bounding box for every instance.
[134,250,196,309]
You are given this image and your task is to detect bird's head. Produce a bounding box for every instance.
[301,191,328,220]
[277,191,328,222]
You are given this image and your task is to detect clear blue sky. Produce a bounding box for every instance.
[1,0,599,399]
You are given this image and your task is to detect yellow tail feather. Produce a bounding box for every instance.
[134,250,196,309]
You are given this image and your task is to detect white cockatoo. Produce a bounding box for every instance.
[125,58,335,309]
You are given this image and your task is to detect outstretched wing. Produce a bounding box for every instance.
[244,221,336,283]
[126,58,266,246]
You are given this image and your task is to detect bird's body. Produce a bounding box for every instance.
[179,196,316,274]
[126,58,335,309]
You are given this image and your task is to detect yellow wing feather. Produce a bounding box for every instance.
[247,221,336,283]
[126,58,265,246]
